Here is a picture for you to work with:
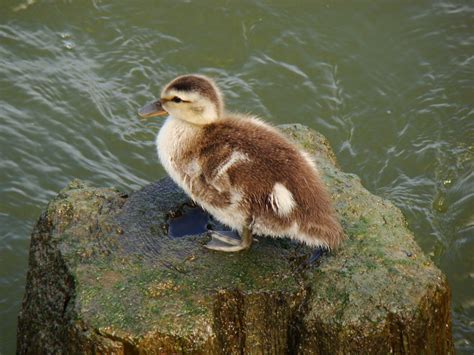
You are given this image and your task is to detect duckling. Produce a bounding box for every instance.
[139,74,344,252]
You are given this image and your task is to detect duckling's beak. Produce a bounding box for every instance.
[138,99,168,118]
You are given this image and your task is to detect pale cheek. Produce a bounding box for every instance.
[191,106,204,114]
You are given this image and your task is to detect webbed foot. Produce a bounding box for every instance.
[205,227,253,252]
[307,247,328,265]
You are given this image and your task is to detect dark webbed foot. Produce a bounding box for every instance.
[205,226,253,252]
[307,247,328,265]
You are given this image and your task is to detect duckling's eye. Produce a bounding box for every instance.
[171,96,182,103]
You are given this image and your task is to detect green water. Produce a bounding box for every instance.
[1,0,473,353]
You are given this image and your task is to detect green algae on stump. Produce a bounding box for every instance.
[17,124,453,354]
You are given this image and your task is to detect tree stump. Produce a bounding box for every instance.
[17,124,453,354]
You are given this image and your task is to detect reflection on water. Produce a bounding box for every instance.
[1,0,473,353]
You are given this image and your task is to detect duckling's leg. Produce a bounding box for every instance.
[205,226,253,252]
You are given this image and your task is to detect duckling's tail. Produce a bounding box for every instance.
[304,215,345,250]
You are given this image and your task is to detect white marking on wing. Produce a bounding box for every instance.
[185,158,201,176]
[269,182,296,217]
[215,151,249,178]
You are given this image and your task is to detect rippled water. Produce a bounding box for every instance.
[1,1,473,353]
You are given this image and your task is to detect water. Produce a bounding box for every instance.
[1,0,473,353]
[168,205,210,238]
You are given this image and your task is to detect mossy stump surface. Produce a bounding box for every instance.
[17,124,453,354]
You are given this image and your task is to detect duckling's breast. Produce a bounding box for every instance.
[156,116,200,197]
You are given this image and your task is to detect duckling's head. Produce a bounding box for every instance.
[139,74,224,125]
